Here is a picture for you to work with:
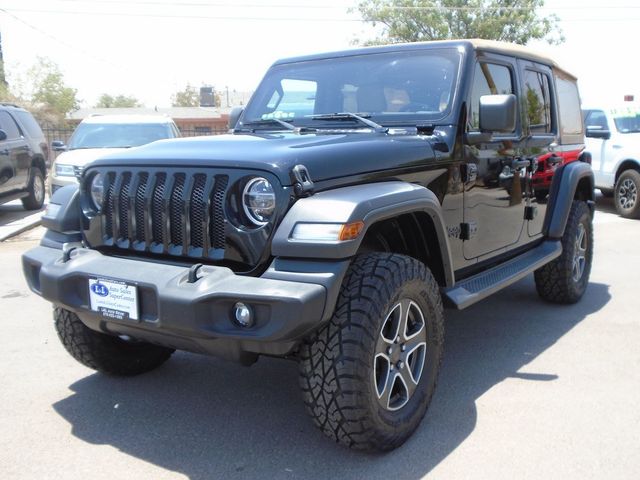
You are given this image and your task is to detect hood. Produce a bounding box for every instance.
[54,147,130,167]
[89,132,441,186]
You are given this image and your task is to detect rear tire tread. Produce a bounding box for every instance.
[534,200,592,303]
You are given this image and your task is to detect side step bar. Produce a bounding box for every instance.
[443,240,562,310]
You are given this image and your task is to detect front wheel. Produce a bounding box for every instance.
[21,168,45,210]
[614,169,640,219]
[299,253,444,451]
[534,200,593,303]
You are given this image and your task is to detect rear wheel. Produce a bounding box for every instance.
[614,169,640,219]
[21,168,45,210]
[54,307,174,376]
[299,253,444,451]
[534,200,593,303]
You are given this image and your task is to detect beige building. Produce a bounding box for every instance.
[67,106,233,135]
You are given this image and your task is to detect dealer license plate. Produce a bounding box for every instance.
[88,278,139,321]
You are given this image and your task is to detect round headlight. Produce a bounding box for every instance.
[90,173,105,210]
[242,177,275,226]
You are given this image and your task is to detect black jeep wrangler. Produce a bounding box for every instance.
[23,40,594,452]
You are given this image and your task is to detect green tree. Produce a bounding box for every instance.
[27,57,79,127]
[354,0,563,45]
[95,93,142,108]
[171,84,200,107]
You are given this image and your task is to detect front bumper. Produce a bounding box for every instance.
[23,246,346,361]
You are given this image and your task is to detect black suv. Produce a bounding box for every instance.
[23,40,594,451]
[0,103,49,210]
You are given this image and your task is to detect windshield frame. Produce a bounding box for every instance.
[241,47,464,130]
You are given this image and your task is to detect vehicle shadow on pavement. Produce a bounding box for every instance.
[0,203,38,224]
[594,193,617,215]
[52,277,610,480]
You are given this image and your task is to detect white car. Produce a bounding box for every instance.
[50,115,180,193]
[584,105,640,218]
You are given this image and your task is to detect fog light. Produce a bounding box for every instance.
[233,302,253,327]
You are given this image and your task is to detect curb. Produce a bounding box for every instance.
[0,217,43,242]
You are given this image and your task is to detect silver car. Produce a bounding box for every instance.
[50,114,181,193]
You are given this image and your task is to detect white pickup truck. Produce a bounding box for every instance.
[584,106,640,219]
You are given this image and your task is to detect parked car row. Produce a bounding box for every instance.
[0,103,49,210]
[50,114,180,194]
[0,107,181,211]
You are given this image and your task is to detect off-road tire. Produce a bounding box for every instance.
[54,307,174,376]
[534,200,593,303]
[299,253,444,451]
[614,169,640,219]
[21,168,45,210]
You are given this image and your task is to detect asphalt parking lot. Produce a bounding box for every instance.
[1,196,638,480]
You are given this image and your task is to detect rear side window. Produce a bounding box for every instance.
[13,111,44,139]
[469,62,514,131]
[524,69,552,133]
[556,75,582,136]
[555,72,583,144]
[0,111,21,140]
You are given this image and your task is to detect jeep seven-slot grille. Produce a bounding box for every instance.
[100,170,229,257]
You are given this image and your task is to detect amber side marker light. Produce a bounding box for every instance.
[339,221,365,241]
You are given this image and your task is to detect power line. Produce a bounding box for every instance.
[43,0,355,8]
[1,8,363,22]
[0,8,127,70]
[27,0,640,10]
[3,7,639,22]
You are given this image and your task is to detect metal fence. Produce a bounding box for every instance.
[43,128,74,147]
[42,127,227,149]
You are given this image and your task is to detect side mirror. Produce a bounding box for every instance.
[0,129,7,141]
[585,126,611,140]
[578,150,592,165]
[228,107,244,130]
[51,140,67,151]
[479,94,517,133]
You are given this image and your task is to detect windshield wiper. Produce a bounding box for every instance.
[239,118,318,134]
[241,118,297,132]
[309,113,387,133]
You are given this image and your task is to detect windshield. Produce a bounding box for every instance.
[68,123,173,149]
[242,48,461,128]
[611,107,640,134]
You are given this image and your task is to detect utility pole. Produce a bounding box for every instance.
[0,31,7,87]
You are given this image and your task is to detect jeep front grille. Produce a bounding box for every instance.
[98,169,229,258]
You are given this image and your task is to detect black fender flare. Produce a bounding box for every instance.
[40,185,82,249]
[543,161,595,239]
[271,181,455,286]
